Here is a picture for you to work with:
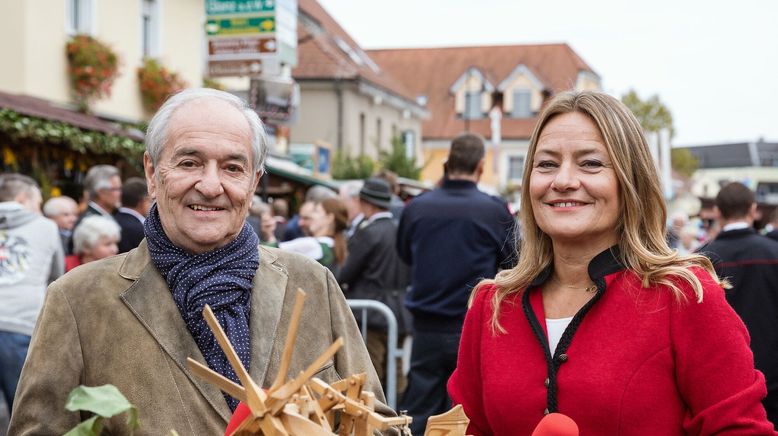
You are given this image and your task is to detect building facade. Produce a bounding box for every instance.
[368,44,601,190]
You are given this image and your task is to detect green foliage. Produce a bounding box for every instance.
[671,148,699,178]
[202,77,226,91]
[621,89,675,137]
[331,150,375,180]
[379,136,422,180]
[64,385,139,436]
[0,108,144,160]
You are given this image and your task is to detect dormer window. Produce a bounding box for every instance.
[450,67,493,120]
[498,64,544,119]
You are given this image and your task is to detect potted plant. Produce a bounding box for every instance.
[137,58,187,112]
[65,35,120,113]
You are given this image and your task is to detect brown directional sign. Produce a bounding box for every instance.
[208,60,263,77]
[209,37,276,58]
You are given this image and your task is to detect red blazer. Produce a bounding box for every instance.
[448,251,776,435]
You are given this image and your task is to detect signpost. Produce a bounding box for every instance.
[205,0,297,77]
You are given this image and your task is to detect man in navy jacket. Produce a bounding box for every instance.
[699,182,778,428]
[396,133,516,434]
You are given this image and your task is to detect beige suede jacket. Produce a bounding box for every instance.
[9,240,390,435]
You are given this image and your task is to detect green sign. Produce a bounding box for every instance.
[206,17,275,36]
[206,0,275,16]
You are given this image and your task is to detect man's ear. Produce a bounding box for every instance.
[252,170,263,192]
[749,203,759,220]
[143,153,157,200]
[475,159,485,179]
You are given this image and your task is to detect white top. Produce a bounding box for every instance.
[278,236,334,261]
[546,316,574,355]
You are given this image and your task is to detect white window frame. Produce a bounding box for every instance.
[506,154,526,183]
[464,91,482,120]
[140,0,162,58]
[512,89,532,118]
[65,0,96,35]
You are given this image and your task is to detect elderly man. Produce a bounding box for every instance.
[42,195,79,255]
[10,89,388,435]
[80,164,122,220]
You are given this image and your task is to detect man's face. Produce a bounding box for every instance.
[95,175,122,212]
[298,202,316,236]
[52,204,78,231]
[144,98,260,254]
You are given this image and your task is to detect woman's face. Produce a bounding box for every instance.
[529,111,620,249]
[83,235,119,262]
[308,203,334,237]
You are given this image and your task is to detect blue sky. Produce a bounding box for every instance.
[318,0,777,146]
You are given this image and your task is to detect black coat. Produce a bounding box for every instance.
[337,215,411,332]
[698,227,778,424]
[114,211,145,254]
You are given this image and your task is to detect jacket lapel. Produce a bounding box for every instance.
[248,246,288,387]
[118,240,232,422]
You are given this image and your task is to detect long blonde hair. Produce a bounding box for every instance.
[482,90,720,333]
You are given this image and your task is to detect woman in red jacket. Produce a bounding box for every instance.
[448,91,777,435]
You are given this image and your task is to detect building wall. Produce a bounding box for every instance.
[0,1,27,92]
[691,167,778,199]
[292,80,423,165]
[0,0,204,122]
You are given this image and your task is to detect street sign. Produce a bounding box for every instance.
[208,37,276,58]
[206,0,275,15]
[206,16,275,36]
[208,60,263,77]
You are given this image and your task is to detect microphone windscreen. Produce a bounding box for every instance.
[530,412,579,436]
[225,401,251,435]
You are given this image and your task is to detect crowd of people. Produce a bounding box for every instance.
[0,87,776,435]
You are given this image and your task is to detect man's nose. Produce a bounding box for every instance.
[195,163,225,197]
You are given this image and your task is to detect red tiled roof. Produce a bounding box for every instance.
[367,44,598,139]
[0,90,143,140]
[294,0,420,106]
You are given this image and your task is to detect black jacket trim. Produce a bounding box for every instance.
[521,245,625,413]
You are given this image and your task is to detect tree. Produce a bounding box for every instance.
[621,90,697,176]
[331,150,374,180]
[379,136,422,180]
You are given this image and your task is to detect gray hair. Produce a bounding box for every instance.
[0,173,39,203]
[84,165,120,198]
[72,215,121,255]
[43,196,78,217]
[305,185,337,203]
[145,88,268,174]
[339,180,363,199]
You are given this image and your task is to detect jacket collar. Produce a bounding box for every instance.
[441,178,477,190]
[118,240,288,422]
[528,245,625,289]
[715,227,755,240]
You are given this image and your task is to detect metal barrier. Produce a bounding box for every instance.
[346,299,403,410]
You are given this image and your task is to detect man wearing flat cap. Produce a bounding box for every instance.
[338,177,411,393]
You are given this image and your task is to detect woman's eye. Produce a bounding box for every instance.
[535,160,558,169]
[581,160,604,168]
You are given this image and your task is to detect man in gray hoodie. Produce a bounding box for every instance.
[0,173,63,412]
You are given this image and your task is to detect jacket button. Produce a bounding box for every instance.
[544,408,550,415]
[558,353,568,363]
[544,378,550,388]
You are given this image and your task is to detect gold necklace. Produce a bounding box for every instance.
[549,275,598,293]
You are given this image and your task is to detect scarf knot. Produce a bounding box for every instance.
[144,203,259,411]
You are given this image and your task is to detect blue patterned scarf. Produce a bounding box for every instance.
[144,203,259,411]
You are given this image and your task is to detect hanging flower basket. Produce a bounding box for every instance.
[66,35,120,113]
[137,58,187,113]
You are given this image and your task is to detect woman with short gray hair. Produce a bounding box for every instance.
[65,216,121,272]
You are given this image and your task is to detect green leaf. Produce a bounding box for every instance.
[65,385,140,430]
[63,415,103,436]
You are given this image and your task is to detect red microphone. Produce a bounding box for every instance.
[530,413,579,436]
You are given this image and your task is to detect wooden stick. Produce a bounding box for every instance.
[268,337,344,411]
[202,304,267,416]
[269,289,307,393]
[186,358,247,403]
